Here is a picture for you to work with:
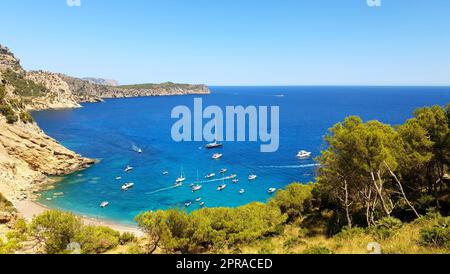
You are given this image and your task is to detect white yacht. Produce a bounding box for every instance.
[217,184,227,191]
[121,182,135,191]
[297,150,312,159]
[219,168,228,174]
[100,201,109,208]
[212,153,223,160]
[248,174,257,181]
[176,168,186,183]
[162,171,169,176]
[174,182,183,188]
[192,185,202,192]
[115,176,122,180]
[199,202,205,207]
[195,197,202,202]
[124,166,133,173]
[205,173,216,179]
[268,188,277,194]
[230,174,237,179]
[232,179,239,184]
[206,141,223,149]
[185,202,192,207]
[239,189,245,194]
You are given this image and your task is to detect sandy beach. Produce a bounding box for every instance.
[12,200,144,237]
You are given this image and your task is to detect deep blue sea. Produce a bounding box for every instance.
[33,86,450,225]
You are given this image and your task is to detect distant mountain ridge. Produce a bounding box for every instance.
[82,77,119,86]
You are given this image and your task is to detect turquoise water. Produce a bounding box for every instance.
[33,86,450,225]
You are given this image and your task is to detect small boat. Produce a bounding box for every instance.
[217,184,227,191]
[121,182,135,191]
[206,141,223,149]
[124,166,133,173]
[195,197,202,202]
[205,173,216,179]
[100,201,109,208]
[176,168,186,183]
[232,179,239,184]
[248,174,257,181]
[297,150,312,159]
[199,202,205,207]
[268,188,277,194]
[212,153,223,160]
[176,176,186,183]
[230,174,237,179]
[162,171,169,176]
[115,176,122,180]
[132,145,143,154]
[239,189,245,194]
[192,185,202,192]
[174,182,183,188]
[185,202,192,207]
[46,198,52,201]
[219,168,228,174]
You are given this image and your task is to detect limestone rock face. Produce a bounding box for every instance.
[26,71,82,110]
[0,118,95,201]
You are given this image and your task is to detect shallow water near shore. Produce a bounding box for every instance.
[33,86,450,225]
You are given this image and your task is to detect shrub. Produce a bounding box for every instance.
[334,226,366,240]
[419,216,450,249]
[30,210,82,254]
[119,232,136,245]
[269,183,314,223]
[75,226,120,254]
[303,245,334,254]
[0,84,5,101]
[371,217,403,240]
[19,111,33,123]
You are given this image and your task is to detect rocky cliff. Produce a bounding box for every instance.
[0,45,95,203]
[0,43,210,203]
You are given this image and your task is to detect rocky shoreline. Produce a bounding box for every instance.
[0,43,209,222]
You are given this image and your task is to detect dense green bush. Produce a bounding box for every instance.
[75,226,120,254]
[30,210,82,254]
[420,216,450,249]
[371,217,403,240]
[119,232,136,245]
[303,245,334,254]
[269,183,314,223]
[334,226,366,240]
[19,111,33,123]
[0,84,5,101]
[136,202,286,254]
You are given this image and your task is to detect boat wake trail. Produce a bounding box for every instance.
[145,175,237,195]
[258,164,320,169]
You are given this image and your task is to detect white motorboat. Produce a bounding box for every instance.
[248,174,257,181]
[195,197,202,202]
[100,201,109,208]
[185,202,192,207]
[212,153,223,160]
[115,176,122,180]
[217,184,227,191]
[219,168,228,174]
[205,173,216,179]
[199,202,205,207]
[124,166,133,173]
[162,171,169,176]
[192,185,202,192]
[239,189,245,194]
[121,182,135,191]
[174,182,183,188]
[268,188,277,194]
[206,141,223,149]
[297,150,312,159]
[232,179,239,184]
[230,174,237,179]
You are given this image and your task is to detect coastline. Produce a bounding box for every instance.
[12,200,144,237]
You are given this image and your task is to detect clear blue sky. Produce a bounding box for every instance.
[1,0,449,86]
